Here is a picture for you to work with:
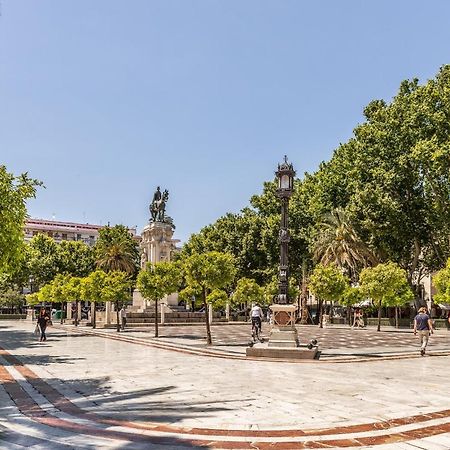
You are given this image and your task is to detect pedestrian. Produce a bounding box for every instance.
[119,306,127,331]
[266,308,272,325]
[414,306,434,356]
[37,309,50,342]
[352,308,364,328]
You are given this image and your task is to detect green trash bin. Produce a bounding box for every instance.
[54,310,62,320]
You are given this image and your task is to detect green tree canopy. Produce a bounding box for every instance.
[433,258,450,305]
[58,241,95,277]
[359,262,413,331]
[0,166,41,275]
[232,277,265,308]
[309,264,349,327]
[102,271,131,332]
[95,225,139,276]
[182,251,236,344]
[26,234,61,290]
[137,261,183,337]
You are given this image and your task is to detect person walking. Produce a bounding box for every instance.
[37,309,50,342]
[414,306,434,356]
[119,306,127,331]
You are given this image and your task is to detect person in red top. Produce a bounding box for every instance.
[414,307,433,356]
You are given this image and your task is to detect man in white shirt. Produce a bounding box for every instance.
[250,303,263,334]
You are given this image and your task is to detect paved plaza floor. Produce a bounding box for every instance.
[1,320,450,449]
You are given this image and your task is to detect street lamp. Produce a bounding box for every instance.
[275,156,296,305]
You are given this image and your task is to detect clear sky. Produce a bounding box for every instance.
[1,1,450,243]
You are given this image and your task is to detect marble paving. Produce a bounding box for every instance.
[1,320,450,449]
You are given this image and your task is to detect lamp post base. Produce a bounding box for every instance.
[245,304,318,359]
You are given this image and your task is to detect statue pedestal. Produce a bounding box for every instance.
[140,221,179,267]
[246,304,318,360]
[132,220,180,310]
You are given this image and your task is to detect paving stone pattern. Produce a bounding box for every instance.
[0,320,450,449]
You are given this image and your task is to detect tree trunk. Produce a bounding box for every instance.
[395,306,398,329]
[116,300,120,332]
[319,299,324,328]
[203,287,212,345]
[347,305,352,327]
[75,300,79,326]
[154,298,159,338]
[92,303,96,329]
[60,302,64,325]
[377,300,382,332]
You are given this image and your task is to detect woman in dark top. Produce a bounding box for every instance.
[37,309,50,342]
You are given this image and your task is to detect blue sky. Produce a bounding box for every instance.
[1,1,450,243]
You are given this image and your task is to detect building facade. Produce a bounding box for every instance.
[24,218,138,247]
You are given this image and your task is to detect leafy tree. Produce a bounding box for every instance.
[301,66,450,298]
[95,225,139,276]
[0,288,25,313]
[37,283,54,305]
[206,289,229,309]
[359,262,413,331]
[433,258,450,305]
[26,234,61,291]
[58,241,95,277]
[61,276,82,326]
[26,292,40,306]
[137,261,182,337]
[81,270,107,329]
[51,274,71,324]
[308,264,348,328]
[312,207,377,281]
[102,271,131,332]
[182,252,236,344]
[232,278,264,320]
[0,166,41,275]
[232,278,264,307]
[341,286,364,307]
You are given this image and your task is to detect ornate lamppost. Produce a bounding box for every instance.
[275,156,296,305]
[246,156,318,358]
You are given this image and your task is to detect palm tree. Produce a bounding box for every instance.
[96,241,137,275]
[312,208,377,325]
[313,207,377,280]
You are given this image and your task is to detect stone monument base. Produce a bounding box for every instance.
[246,303,318,359]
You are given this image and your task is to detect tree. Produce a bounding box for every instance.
[341,286,364,308]
[232,277,264,319]
[95,225,139,276]
[137,261,182,337]
[359,262,413,331]
[81,270,107,329]
[308,264,348,328]
[102,271,131,332]
[51,274,71,324]
[61,276,82,326]
[26,234,61,291]
[312,208,377,281]
[0,288,25,313]
[0,166,41,275]
[58,241,95,277]
[433,258,450,305]
[37,282,54,305]
[182,252,236,344]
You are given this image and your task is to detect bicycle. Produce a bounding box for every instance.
[251,318,264,344]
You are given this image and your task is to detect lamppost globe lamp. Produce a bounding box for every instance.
[276,156,295,195]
